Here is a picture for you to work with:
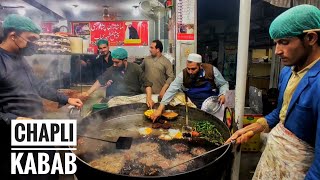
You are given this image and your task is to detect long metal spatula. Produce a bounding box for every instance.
[165,140,235,171]
[182,93,193,134]
[78,135,133,149]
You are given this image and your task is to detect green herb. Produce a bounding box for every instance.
[193,120,224,145]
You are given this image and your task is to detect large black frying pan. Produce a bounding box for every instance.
[72,103,233,180]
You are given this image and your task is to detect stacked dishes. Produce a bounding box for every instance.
[37,33,71,54]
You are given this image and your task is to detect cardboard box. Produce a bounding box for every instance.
[241,108,263,152]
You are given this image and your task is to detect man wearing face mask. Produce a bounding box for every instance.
[84,47,154,108]
[92,39,113,79]
[151,53,229,122]
[0,14,83,179]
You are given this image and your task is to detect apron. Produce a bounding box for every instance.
[185,81,215,108]
[253,123,314,180]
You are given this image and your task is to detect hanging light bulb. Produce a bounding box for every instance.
[18,8,26,16]
[103,8,110,17]
[102,5,112,20]
[72,5,80,15]
[133,6,139,16]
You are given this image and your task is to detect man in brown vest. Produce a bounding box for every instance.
[151,53,229,122]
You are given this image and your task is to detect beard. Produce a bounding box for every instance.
[291,43,312,70]
[190,71,200,80]
[115,63,125,72]
[150,52,156,58]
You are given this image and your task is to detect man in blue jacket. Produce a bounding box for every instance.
[226,4,320,180]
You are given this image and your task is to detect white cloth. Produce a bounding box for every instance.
[253,123,314,180]
[187,53,202,63]
[107,93,196,109]
[107,94,158,108]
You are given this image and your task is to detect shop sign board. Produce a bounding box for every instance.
[176,0,195,40]
[71,21,149,52]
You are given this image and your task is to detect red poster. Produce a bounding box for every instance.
[177,33,195,40]
[177,23,195,40]
[72,21,148,52]
[41,22,55,33]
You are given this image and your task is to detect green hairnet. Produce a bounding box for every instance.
[269,4,320,39]
[96,39,109,46]
[3,14,41,34]
[111,47,128,60]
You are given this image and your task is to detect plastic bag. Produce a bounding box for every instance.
[249,86,263,114]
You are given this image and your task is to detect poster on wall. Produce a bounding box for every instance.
[41,22,56,33]
[71,21,149,52]
[72,22,91,40]
[180,42,195,70]
[176,0,195,40]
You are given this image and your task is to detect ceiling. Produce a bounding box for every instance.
[0,0,49,21]
[41,0,143,21]
[0,0,164,22]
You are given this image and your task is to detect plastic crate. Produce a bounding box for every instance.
[241,111,263,152]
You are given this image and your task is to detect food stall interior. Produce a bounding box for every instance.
[0,0,173,117]
[0,1,235,180]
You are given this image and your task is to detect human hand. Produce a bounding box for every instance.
[218,95,226,104]
[225,122,264,145]
[150,109,162,123]
[68,98,83,109]
[146,98,155,109]
[105,80,113,88]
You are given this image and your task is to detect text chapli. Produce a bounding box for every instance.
[11,120,77,146]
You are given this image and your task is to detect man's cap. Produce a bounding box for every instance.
[187,53,202,63]
[111,47,128,60]
[269,4,320,39]
[3,14,41,34]
[96,39,109,46]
